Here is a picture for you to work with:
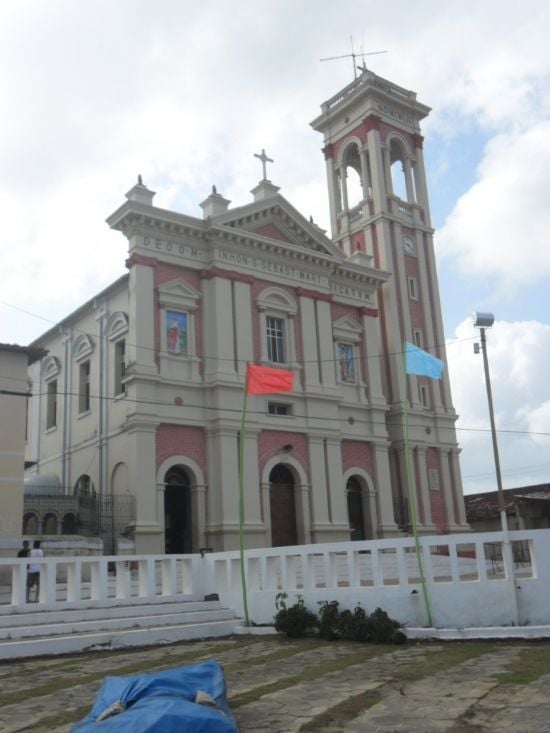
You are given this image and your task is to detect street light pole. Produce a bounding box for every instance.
[473,312,519,625]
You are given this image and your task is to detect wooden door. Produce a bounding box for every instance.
[269,465,297,547]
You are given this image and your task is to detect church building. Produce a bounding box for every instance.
[26,70,469,554]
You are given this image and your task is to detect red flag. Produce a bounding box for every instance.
[246,364,294,395]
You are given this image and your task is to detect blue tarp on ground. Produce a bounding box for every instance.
[71,658,238,732]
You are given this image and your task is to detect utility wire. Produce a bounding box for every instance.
[3,386,550,440]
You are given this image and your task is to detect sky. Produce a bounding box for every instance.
[1,0,549,495]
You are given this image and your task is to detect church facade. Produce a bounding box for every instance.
[26,70,469,554]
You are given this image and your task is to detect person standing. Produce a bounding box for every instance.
[17,540,30,558]
[26,540,43,603]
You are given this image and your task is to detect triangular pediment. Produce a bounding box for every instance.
[158,278,201,310]
[332,316,363,342]
[211,195,344,260]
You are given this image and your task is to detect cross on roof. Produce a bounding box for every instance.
[254,148,274,181]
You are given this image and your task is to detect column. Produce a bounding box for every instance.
[325,439,349,538]
[234,281,254,377]
[316,300,337,390]
[404,157,415,203]
[415,447,435,531]
[373,444,400,536]
[205,426,241,550]
[439,450,459,532]
[365,125,386,214]
[450,449,469,527]
[360,147,372,198]
[191,483,207,550]
[128,262,157,375]
[339,165,349,211]
[308,436,330,540]
[299,294,320,388]
[127,421,162,554]
[382,147,393,197]
[201,276,236,382]
[412,141,432,225]
[361,311,385,408]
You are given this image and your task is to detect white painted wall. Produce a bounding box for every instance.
[1,529,549,631]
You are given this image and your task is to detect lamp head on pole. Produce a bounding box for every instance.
[473,312,495,329]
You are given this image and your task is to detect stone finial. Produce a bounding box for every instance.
[125,176,156,205]
[200,187,231,218]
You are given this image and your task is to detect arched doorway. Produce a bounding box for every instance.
[269,464,297,547]
[346,476,366,541]
[164,467,192,554]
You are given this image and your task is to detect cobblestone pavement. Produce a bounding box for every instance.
[1,636,550,732]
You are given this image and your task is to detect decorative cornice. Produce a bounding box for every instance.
[296,287,333,302]
[126,253,159,269]
[200,266,255,284]
[360,307,379,318]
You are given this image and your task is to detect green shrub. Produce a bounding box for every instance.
[273,593,319,638]
[367,607,407,645]
[317,600,340,640]
[273,594,406,644]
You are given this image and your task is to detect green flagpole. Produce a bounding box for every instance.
[403,346,434,627]
[238,366,251,627]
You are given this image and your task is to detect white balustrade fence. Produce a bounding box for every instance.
[1,530,550,629]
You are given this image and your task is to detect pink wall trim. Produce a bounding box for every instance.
[156,424,207,477]
[341,440,373,475]
[258,431,310,480]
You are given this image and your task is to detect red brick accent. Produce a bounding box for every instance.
[426,448,446,531]
[253,224,288,242]
[200,266,255,284]
[363,114,381,133]
[155,264,201,289]
[126,253,158,269]
[412,134,424,149]
[322,143,334,160]
[258,431,310,479]
[156,425,206,476]
[352,231,366,253]
[431,491,446,531]
[360,307,378,318]
[296,287,332,302]
[341,440,373,475]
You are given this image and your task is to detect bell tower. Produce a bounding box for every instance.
[312,71,469,533]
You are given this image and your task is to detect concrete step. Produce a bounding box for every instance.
[0,618,237,660]
[0,600,223,626]
[0,607,236,641]
[0,600,240,660]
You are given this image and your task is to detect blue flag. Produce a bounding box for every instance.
[405,342,444,380]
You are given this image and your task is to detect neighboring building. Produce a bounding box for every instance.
[0,343,44,552]
[25,69,469,555]
[465,485,550,533]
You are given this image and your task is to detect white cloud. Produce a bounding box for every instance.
[448,317,550,493]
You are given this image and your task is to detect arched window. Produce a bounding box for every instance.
[23,513,38,535]
[62,513,78,534]
[389,139,408,201]
[342,143,363,209]
[43,512,58,535]
[74,475,95,497]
